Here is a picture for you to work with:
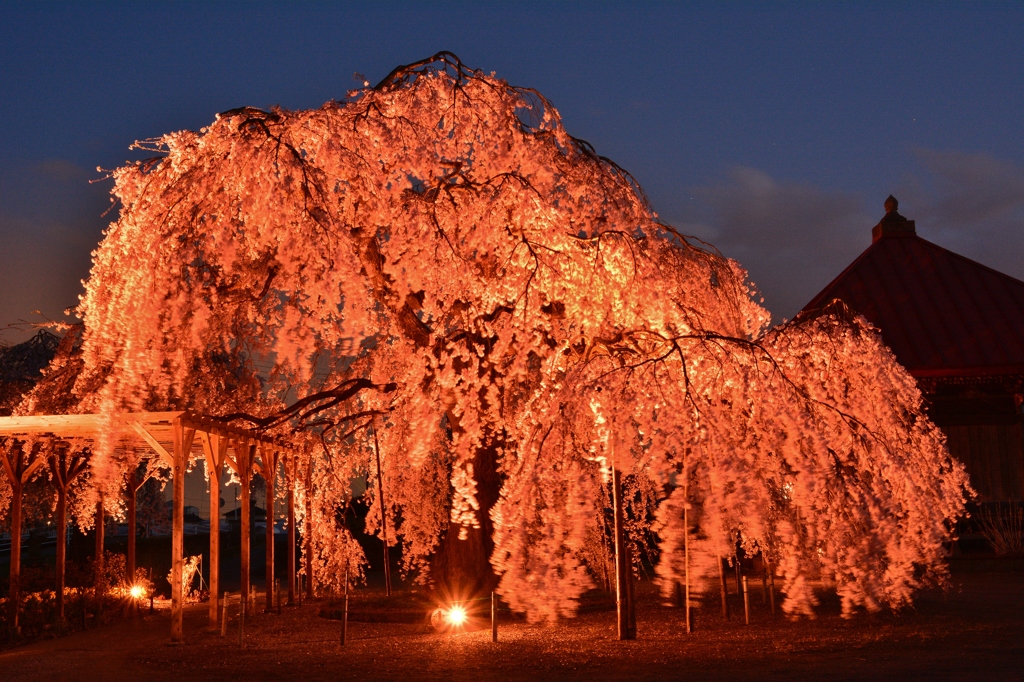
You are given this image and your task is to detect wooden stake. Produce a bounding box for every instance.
[612,467,635,640]
[220,593,229,637]
[718,557,729,620]
[761,560,768,604]
[768,561,776,616]
[734,552,742,595]
[742,576,750,625]
[240,440,252,618]
[372,422,392,597]
[264,446,276,613]
[287,453,296,606]
[238,593,245,646]
[340,594,348,645]
[683,492,691,634]
[491,591,498,643]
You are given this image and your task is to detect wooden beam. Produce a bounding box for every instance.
[129,421,174,468]
[264,446,277,613]
[287,452,296,606]
[239,438,253,618]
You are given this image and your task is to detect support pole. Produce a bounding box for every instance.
[264,446,276,613]
[683,497,691,634]
[743,576,750,625]
[612,467,635,640]
[170,421,185,643]
[55,486,67,623]
[719,556,729,620]
[491,591,498,643]
[220,593,229,637]
[8,476,22,632]
[304,463,314,600]
[768,560,776,616]
[340,594,348,646]
[208,443,222,630]
[127,468,137,586]
[240,439,252,618]
[287,453,296,606]
[94,495,105,594]
[372,422,392,597]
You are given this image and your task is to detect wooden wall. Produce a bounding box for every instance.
[943,422,1024,501]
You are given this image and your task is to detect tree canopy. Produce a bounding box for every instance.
[68,53,968,620]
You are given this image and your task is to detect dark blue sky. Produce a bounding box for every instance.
[2,2,1023,342]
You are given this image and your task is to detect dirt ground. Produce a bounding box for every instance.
[1,567,1022,681]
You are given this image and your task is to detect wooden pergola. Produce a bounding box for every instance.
[0,410,299,642]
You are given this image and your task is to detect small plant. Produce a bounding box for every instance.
[977,502,1024,555]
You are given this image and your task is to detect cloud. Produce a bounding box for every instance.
[672,167,873,322]
[898,149,1024,283]
[33,159,93,183]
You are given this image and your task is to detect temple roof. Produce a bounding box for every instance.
[800,197,1024,378]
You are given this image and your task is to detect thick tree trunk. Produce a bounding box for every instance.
[429,441,501,597]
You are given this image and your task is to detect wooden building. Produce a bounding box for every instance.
[802,196,1024,502]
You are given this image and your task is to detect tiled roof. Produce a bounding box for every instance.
[800,199,1024,377]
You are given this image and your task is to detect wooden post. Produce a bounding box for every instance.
[240,439,252,618]
[768,560,776,616]
[126,468,137,586]
[264,446,276,613]
[372,423,392,597]
[287,453,296,606]
[761,560,768,604]
[238,592,245,646]
[718,557,729,620]
[55,485,67,623]
[220,592,229,637]
[94,495,105,594]
[683,498,691,634]
[170,420,185,643]
[9,474,23,631]
[304,462,314,600]
[340,594,348,645]
[611,467,635,640]
[734,553,742,595]
[491,591,497,643]
[206,436,223,630]
[743,576,750,625]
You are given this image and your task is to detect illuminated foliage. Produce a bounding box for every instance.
[73,54,968,620]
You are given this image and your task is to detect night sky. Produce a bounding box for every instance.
[2,2,1023,343]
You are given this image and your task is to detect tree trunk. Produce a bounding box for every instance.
[429,441,501,597]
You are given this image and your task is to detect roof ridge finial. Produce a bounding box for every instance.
[884,195,898,213]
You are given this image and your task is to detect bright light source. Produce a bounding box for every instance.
[130,585,146,599]
[447,604,467,626]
